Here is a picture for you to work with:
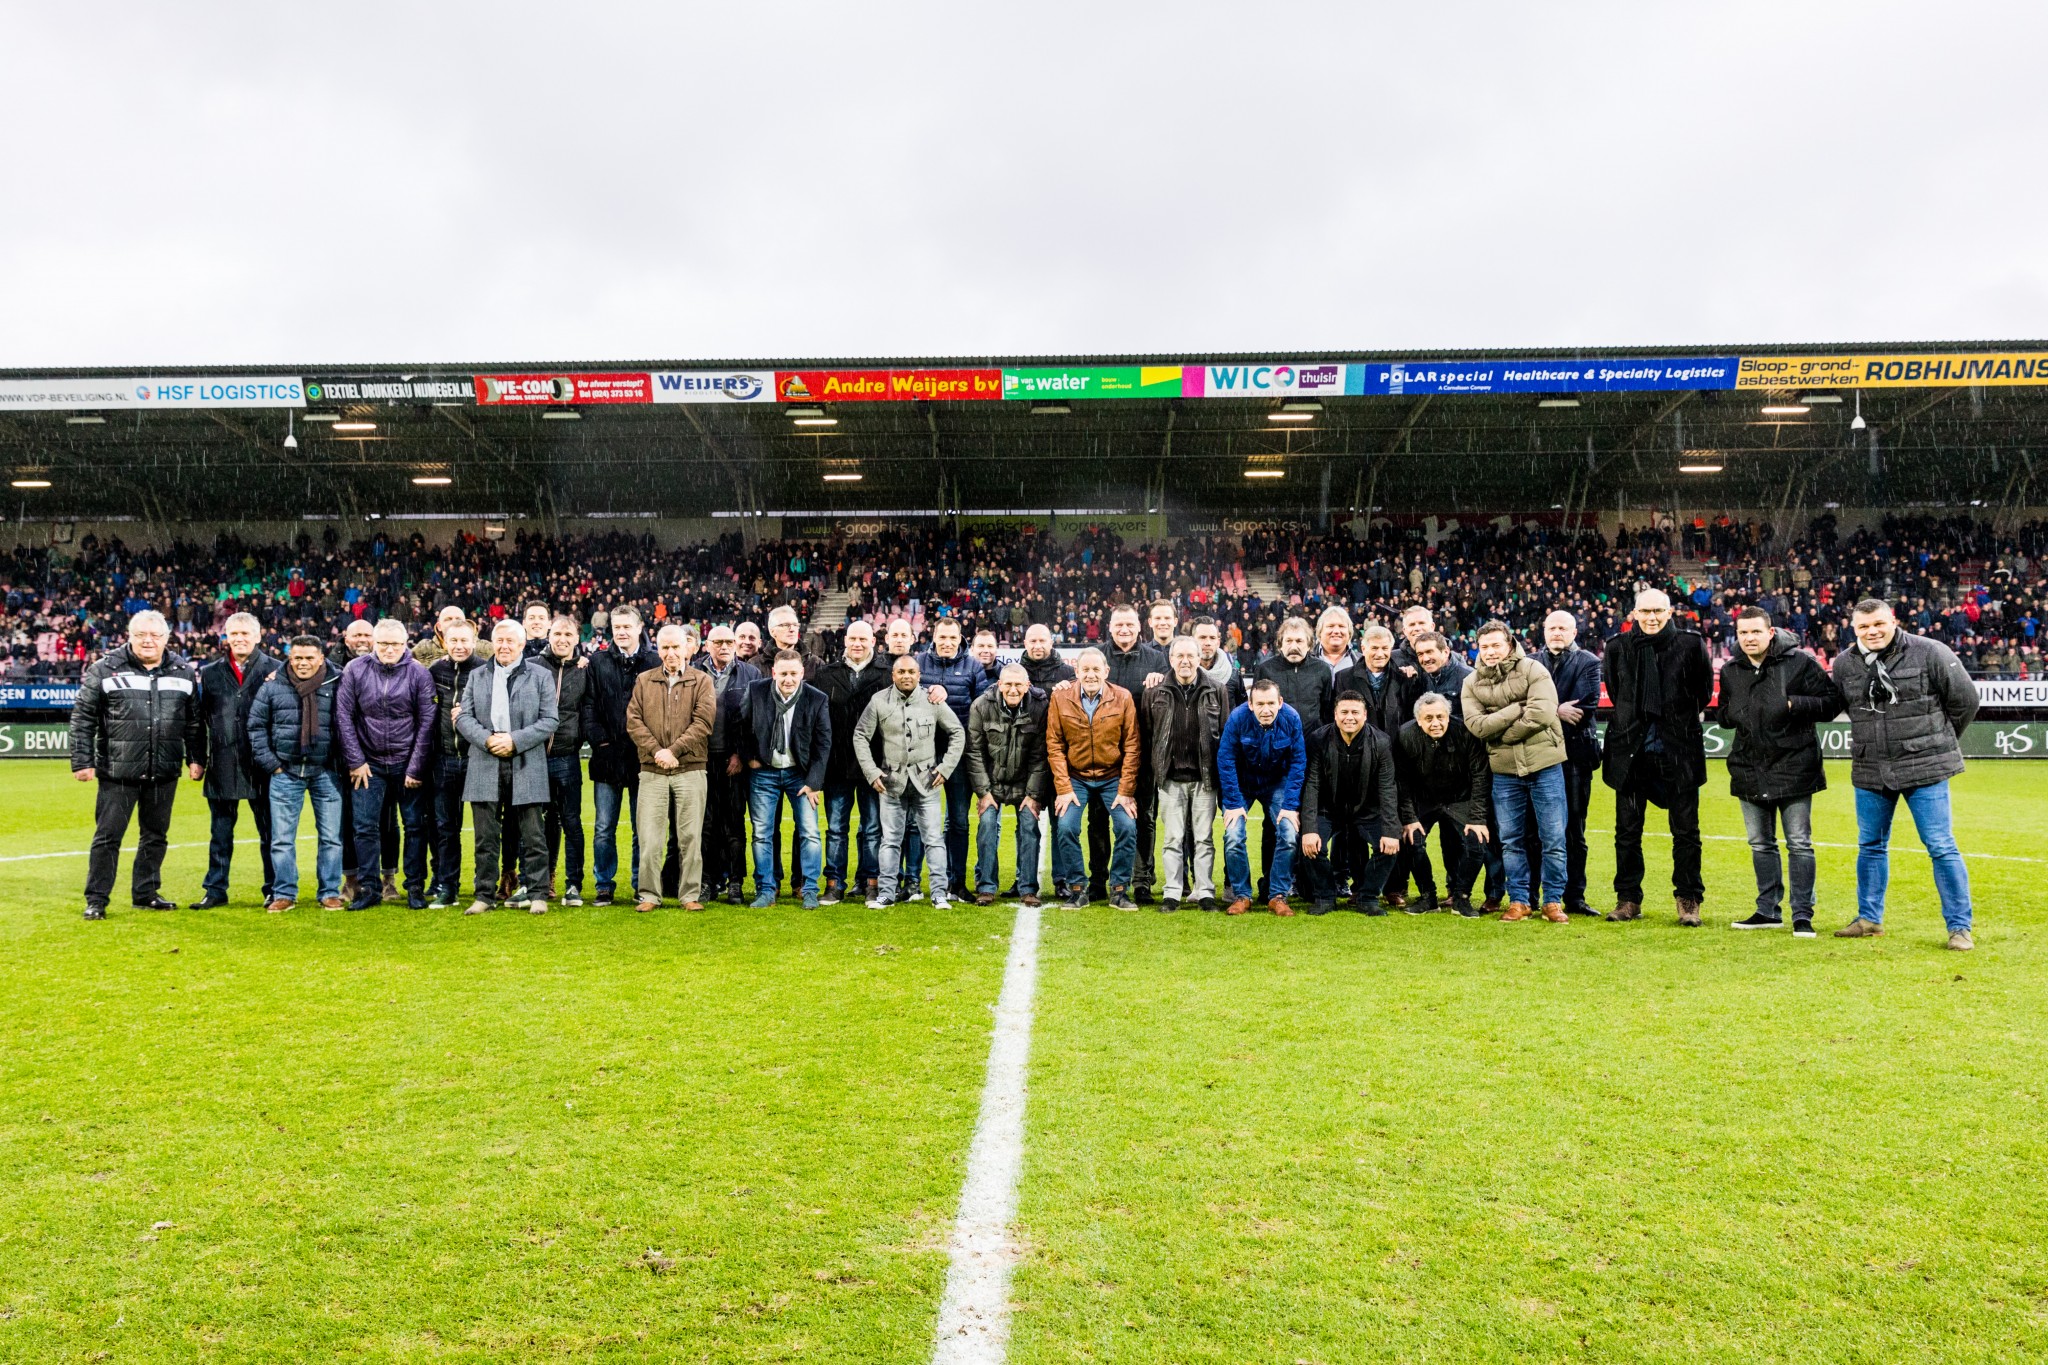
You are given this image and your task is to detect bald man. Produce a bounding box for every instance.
[1601,589,1713,925]
[335,619,437,908]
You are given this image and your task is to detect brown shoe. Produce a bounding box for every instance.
[1482,898,1503,914]
[1834,918,1884,938]
[1381,891,1408,909]
[1267,896,1295,917]
[1541,901,1568,923]
[1501,901,1533,922]
[683,900,706,912]
[1675,897,1702,927]
[636,895,660,913]
[1947,931,1974,951]
[265,897,294,913]
[319,896,345,910]
[341,874,359,903]
[975,892,996,906]
[1225,897,1252,916]
[1605,901,1642,922]
[1020,894,1042,908]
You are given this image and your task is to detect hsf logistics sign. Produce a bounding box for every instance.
[0,377,306,409]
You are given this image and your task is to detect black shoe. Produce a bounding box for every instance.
[1403,893,1436,914]
[1308,901,1336,916]
[593,890,615,907]
[1452,897,1485,918]
[1198,896,1219,912]
[1732,911,1785,930]
[1566,902,1601,917]
[1160,898,1180,913]
[134,897,177,911]
[1792,918,1816,938]
[1086,885,1107,903]
[1063,888,1090,909]
[723,882,746,905]
[346,893,382,912]
[407,891,427,910]
[1363,902,1388,917]
[1107,891,1137,911]
[192,893,229,910]
[83,903,107,920]
[1133,886,1154,905]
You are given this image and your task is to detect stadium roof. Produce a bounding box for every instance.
[2,343,2044,523]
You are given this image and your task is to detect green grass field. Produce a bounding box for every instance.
[3,760,2045,1362]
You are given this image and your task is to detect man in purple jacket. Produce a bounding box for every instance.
[337,619,436,909]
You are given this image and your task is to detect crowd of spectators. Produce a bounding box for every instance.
[4,512,2045,682]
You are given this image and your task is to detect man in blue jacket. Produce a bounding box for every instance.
[248,636,345,912]
[1217,678,1308,916]
[918,617,989,899]
[740,649,833,908]
[1529,611,1603,916]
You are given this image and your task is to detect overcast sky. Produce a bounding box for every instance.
[3,3,2042,368]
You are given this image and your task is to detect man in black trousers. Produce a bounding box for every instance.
[195,611,282,907]
[1602,588,1714,926]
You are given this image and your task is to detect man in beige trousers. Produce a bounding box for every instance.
[625,624,717,911]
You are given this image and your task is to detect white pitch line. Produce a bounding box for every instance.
[0,834,310,864]
[1587,827,2046,865]
[931,900,1041,1365]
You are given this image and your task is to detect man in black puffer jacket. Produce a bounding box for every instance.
[195,612,282,908]
[1720,608,1845,934]
[583,606,661,906]
[68,611,206,918]
[1298,690,1402,913]
[532,615,595,903]
[1831,598,1981,949]
[248,636,347,911]
[813,621,893,903]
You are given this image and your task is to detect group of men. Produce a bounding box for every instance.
[67,587,1982,947]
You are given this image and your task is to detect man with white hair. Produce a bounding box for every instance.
[455,619,561,913]
[1529,609,1604,916]
[1601,588,1714,925]
[69,610,206,918]
[195,611,283,907]
[1315,606,1357,676]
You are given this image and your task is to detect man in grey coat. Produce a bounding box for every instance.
[855,653,965,909]
[455,620,560,915]
[1831,598,1981,949]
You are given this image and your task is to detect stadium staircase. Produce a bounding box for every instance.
[1242,565,1288,605]
[809,587,855,633]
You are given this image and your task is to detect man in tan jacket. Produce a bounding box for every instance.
[1461,620,1570,923]
[625,624,717,911]
[1046,648,1143,909]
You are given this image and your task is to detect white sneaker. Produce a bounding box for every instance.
[529,898,548,915]
[865,896,891,909]
[904,891,925,902]
[464,899,492,916]
[932,895,952,911]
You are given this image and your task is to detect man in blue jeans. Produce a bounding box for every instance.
[740,649,832,908]
[966,663,1051,906]
[1831,599,1981,950]
[247,636,347,912]
[335,619,435,910]
[1460,621,1570,922]
[1216,678,1307,917]
[1046,648,1143,909]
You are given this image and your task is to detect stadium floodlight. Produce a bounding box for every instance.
[784,407,826,419]
[1799,394,1843,404]
[1537,399,1580,409]
[411,475,452,486]
[283,411,297,451]
[1266,412,1314,422]
[792,417,839,426]
[822,473,863,482]
[1760,404,1810,416]
[10,478,51,489]
[1678,463,1723,474]
[1281,400,1323,412]
[540,410,581,420]
[332,421,377,433]
[1849,393,1867,430]
[1243,469,1286,479]
[64,415,105,425]
[302,412,342,422]
[1031,404,1071,416]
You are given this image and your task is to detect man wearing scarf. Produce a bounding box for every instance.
[1831,598,1980,949]
[1600,588,1714,925]
[247,636,346,912]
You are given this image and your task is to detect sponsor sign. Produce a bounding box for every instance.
[650,371,776,403]
[0,377,305,410]
[0,722,71,756]
[1362,356,1738,396]
[1184,362,1356,398]
[1050,512,1167,542]
[0,682,81,710]
[773,369,1002,402]
[1589,721,2048,760]
[1735,351,2048,390]
[1002,366,1185,400]
[1974,679,2048,709]
[473,373,652,405]
[305,377,471,404]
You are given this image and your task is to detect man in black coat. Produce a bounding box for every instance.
[1395,692,1494,916]
[194,612,282,907]
[1018,624,1077,691]
[1529,610,1603,916]
[813,621,894,903]
[1298,690,1402,913]
[738,648,832,906]
[424,619,484,906]
[1720,606,1845,934]
[1601,588,1715,925]
[582,606,661,906]
[695,623,764,902]
[68,610,206,918]
[532,615,596,904]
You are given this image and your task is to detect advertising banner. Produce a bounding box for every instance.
[1734,352,2048,390]
[305,377,470,404]
[1050,512,1168,542]
[1974,679,2048,709]
[1361,356,1739,396]
[0,723,71,756]
[0,377,306,410]
[650,371,776,403]
[1002,366,1185,400]
[0,682,81,711]
[473,374,652,405]
[773,370,1002,402]
[1184,363,1356,398]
